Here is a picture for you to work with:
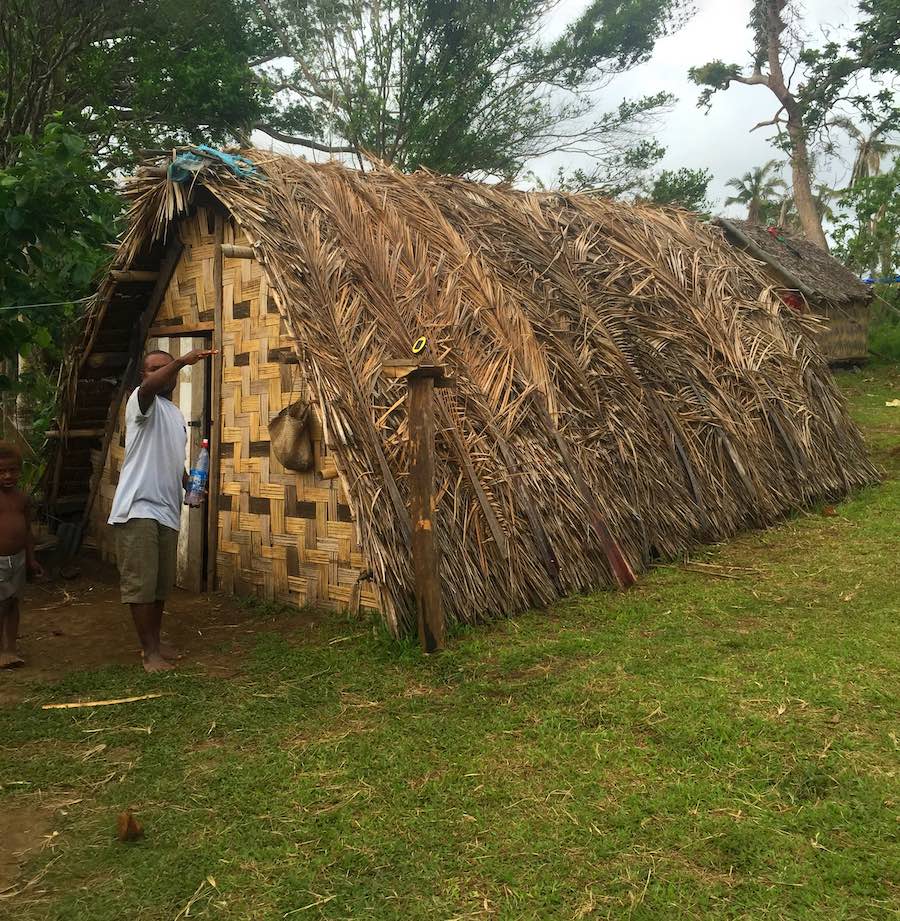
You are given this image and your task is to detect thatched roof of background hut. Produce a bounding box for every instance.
[59,150,879,635]
[718,219,872,308]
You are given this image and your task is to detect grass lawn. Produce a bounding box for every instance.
[2,364,898,920]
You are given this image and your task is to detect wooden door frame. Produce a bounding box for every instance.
[144,328,222,591]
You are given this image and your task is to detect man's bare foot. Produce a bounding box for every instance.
[142,653,175,673]
[0,652,25,669]
[159,641,182,661]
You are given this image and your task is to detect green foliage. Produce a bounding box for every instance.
[0,123,120,369]
[832,158,900,276]
[260,0,687,178]
[533,140,667,198]
[867,288,900,361]
[687,59,742,111]
[801,0,900,132]
[648,167,713,213]
[0,0,278,168]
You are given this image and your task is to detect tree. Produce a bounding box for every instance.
[801,0,900,134]
[724,160,787,224]
[0,0,278,168]
[833,159,900,278]
[648,167,713,213]
[689,0,829,248]
[0,123,120,396]
[772,183,837,231]
[831,117,898,188]
[533,139,667,198]
[252,0,690,179]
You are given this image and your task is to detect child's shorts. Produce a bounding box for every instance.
[0,550,26,602]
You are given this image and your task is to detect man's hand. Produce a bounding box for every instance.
[28,559,44,580]
[180,348,217,366]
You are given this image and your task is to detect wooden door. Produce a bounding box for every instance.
[145,335,210,592]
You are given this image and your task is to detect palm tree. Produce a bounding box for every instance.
[725,160,788,224]
[832,117,898,188]
[775,183,837,231]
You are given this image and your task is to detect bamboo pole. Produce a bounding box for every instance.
[42,692,169,710]
[221,243,255,260]
[148,322,215,337]
[206,213,225,591]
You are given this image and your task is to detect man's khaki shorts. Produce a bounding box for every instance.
[114,518,179,604]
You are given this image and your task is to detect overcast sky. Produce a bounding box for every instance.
[255,0,883,216]
[530,0,869,214]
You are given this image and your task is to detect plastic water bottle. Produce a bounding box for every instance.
[184,438,210,507]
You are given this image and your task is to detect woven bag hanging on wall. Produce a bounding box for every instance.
[268,401,313,471]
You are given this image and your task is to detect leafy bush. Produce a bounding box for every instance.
[868,286,900,361]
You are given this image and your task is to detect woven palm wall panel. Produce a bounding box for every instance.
[217,222,377,611]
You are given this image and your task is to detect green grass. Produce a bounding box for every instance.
[3,365,899,920]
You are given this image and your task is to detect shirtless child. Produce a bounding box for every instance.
[0,443,43,668]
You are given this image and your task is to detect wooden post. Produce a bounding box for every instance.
[407,367,445,653]
[206,219,225,591]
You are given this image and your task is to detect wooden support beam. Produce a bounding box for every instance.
[268,346,300,364]
[148,322,215,338]
[206,213,225,591]
[46,428,105,439]
[221,243,255,260]
[138,166,168,178]
[84,351,130,370]
[405,365,452,654]
[381,360,453,386]
[110,270,160,284]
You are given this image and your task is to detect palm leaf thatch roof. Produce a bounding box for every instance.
[717,218,872,308]
[65,150,878,636]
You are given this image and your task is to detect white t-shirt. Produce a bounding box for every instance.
[108,389,187,531]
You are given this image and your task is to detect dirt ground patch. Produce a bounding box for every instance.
[0,554,321,706]
[0,799,55,894]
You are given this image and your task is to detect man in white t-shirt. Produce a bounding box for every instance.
[109,347,215,672]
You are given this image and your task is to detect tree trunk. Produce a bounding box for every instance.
[763,0,829,250]
[785,109,829,249]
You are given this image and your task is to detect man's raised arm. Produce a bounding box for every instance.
[137,349,217,413]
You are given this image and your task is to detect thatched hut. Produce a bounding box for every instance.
[715,218,872,364]
[47,149,878,636]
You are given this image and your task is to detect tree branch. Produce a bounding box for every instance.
[254,124,357,154]
[730,73,772,87]
[750,106,786,131]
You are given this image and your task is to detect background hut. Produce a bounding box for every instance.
[715,218,872,364]
[46,149,878,637]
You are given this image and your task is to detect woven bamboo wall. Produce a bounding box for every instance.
[217,221,378,610]
[818,299,871,363]
[87,208,378,613]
